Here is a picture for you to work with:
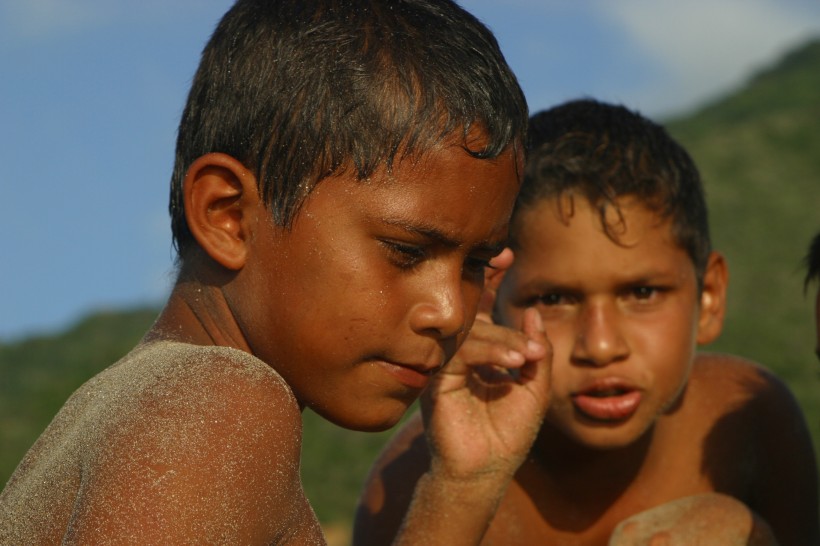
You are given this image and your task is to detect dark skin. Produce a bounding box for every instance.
[0,140,552,544]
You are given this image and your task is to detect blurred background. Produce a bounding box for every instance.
[2,1,819,544]
[2,0,819,341]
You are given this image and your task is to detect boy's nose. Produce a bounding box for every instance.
[571,301,629,367]
[408,277,467,340]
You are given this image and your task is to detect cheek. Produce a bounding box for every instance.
[463,283,483,322]
[541,325,575,390]
[494,297,524,329]
[538,320,567,355]
[636,319,696,396]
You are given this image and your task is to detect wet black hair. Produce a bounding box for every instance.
[517,98,711,283]
[169,0,527,258]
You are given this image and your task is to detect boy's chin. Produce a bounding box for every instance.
[578,423,656,452]
[552,417,656,452]
[311,400,412,433]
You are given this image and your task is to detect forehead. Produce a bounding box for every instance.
[512,196,693,279]
[302,140,522,243]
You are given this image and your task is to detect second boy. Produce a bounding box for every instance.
[354,99,818,545]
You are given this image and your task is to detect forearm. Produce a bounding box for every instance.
[392,469,511,546]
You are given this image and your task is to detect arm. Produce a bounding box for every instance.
[356,251,552,546]
[395,308,550,546]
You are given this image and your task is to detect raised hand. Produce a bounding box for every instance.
[420,247,552,480]
[389,249,552,546]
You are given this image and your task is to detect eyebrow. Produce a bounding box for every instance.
[382,218,506,255]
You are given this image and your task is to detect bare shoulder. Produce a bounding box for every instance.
[353,410,429,546]
[685,352,808,452]
[690,352,772,383]
[97,341,303,453]
[66,341,323,544]
[688,352,794,407]
[688,353,819,545]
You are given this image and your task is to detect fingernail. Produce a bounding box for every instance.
[505,350,525,365]
[526,340,542,354]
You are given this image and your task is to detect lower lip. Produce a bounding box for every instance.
[381,362,431,390]
[572,391,642,421]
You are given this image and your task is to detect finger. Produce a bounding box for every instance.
[452,337,526,370]
[464,320,538,359]
[487,246,514,274]
[516,308,551,385]
[445,318,544,377]
[477,247,513,320]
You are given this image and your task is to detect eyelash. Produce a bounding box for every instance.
[382,240,425,269]
[538,293,572,306]
[626,286,671,304]
[463,256,492,278]
[630,286,657,300]
[380,240,494,276]
[525,286,665,307]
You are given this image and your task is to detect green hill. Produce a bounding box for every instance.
[0,308,160,482]
[665,37,820,457]
[1,37,819,538]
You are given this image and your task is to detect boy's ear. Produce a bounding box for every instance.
[183,153,259,271]
[696,251,729,345]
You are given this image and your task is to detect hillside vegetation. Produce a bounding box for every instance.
[665,38,820,454]
[1,37,819,535]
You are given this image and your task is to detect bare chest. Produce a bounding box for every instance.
[481,426,757,545]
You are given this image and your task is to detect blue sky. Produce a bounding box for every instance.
[2,0,820,341]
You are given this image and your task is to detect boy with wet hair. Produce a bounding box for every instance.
[0,1,551,543]
[355,99,818,545]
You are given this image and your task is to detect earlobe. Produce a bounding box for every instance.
[696,252,729,345]
[183,153,259,270]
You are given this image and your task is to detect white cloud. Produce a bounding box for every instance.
[460,0,820,114]
[597,0,820,113]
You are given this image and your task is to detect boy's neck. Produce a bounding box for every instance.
[526,423,661,497]
[143,274,250,352]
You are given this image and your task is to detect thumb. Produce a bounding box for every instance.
[512,308,552,435]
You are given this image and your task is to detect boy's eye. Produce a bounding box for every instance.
[463,255,494,278]
[381,240,426,269]
[540,293,566,306]
[524,292,569,307]
[628,286,661,301]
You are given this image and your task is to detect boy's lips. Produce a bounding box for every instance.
[378,360,441,390]
[571,380,642,422]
